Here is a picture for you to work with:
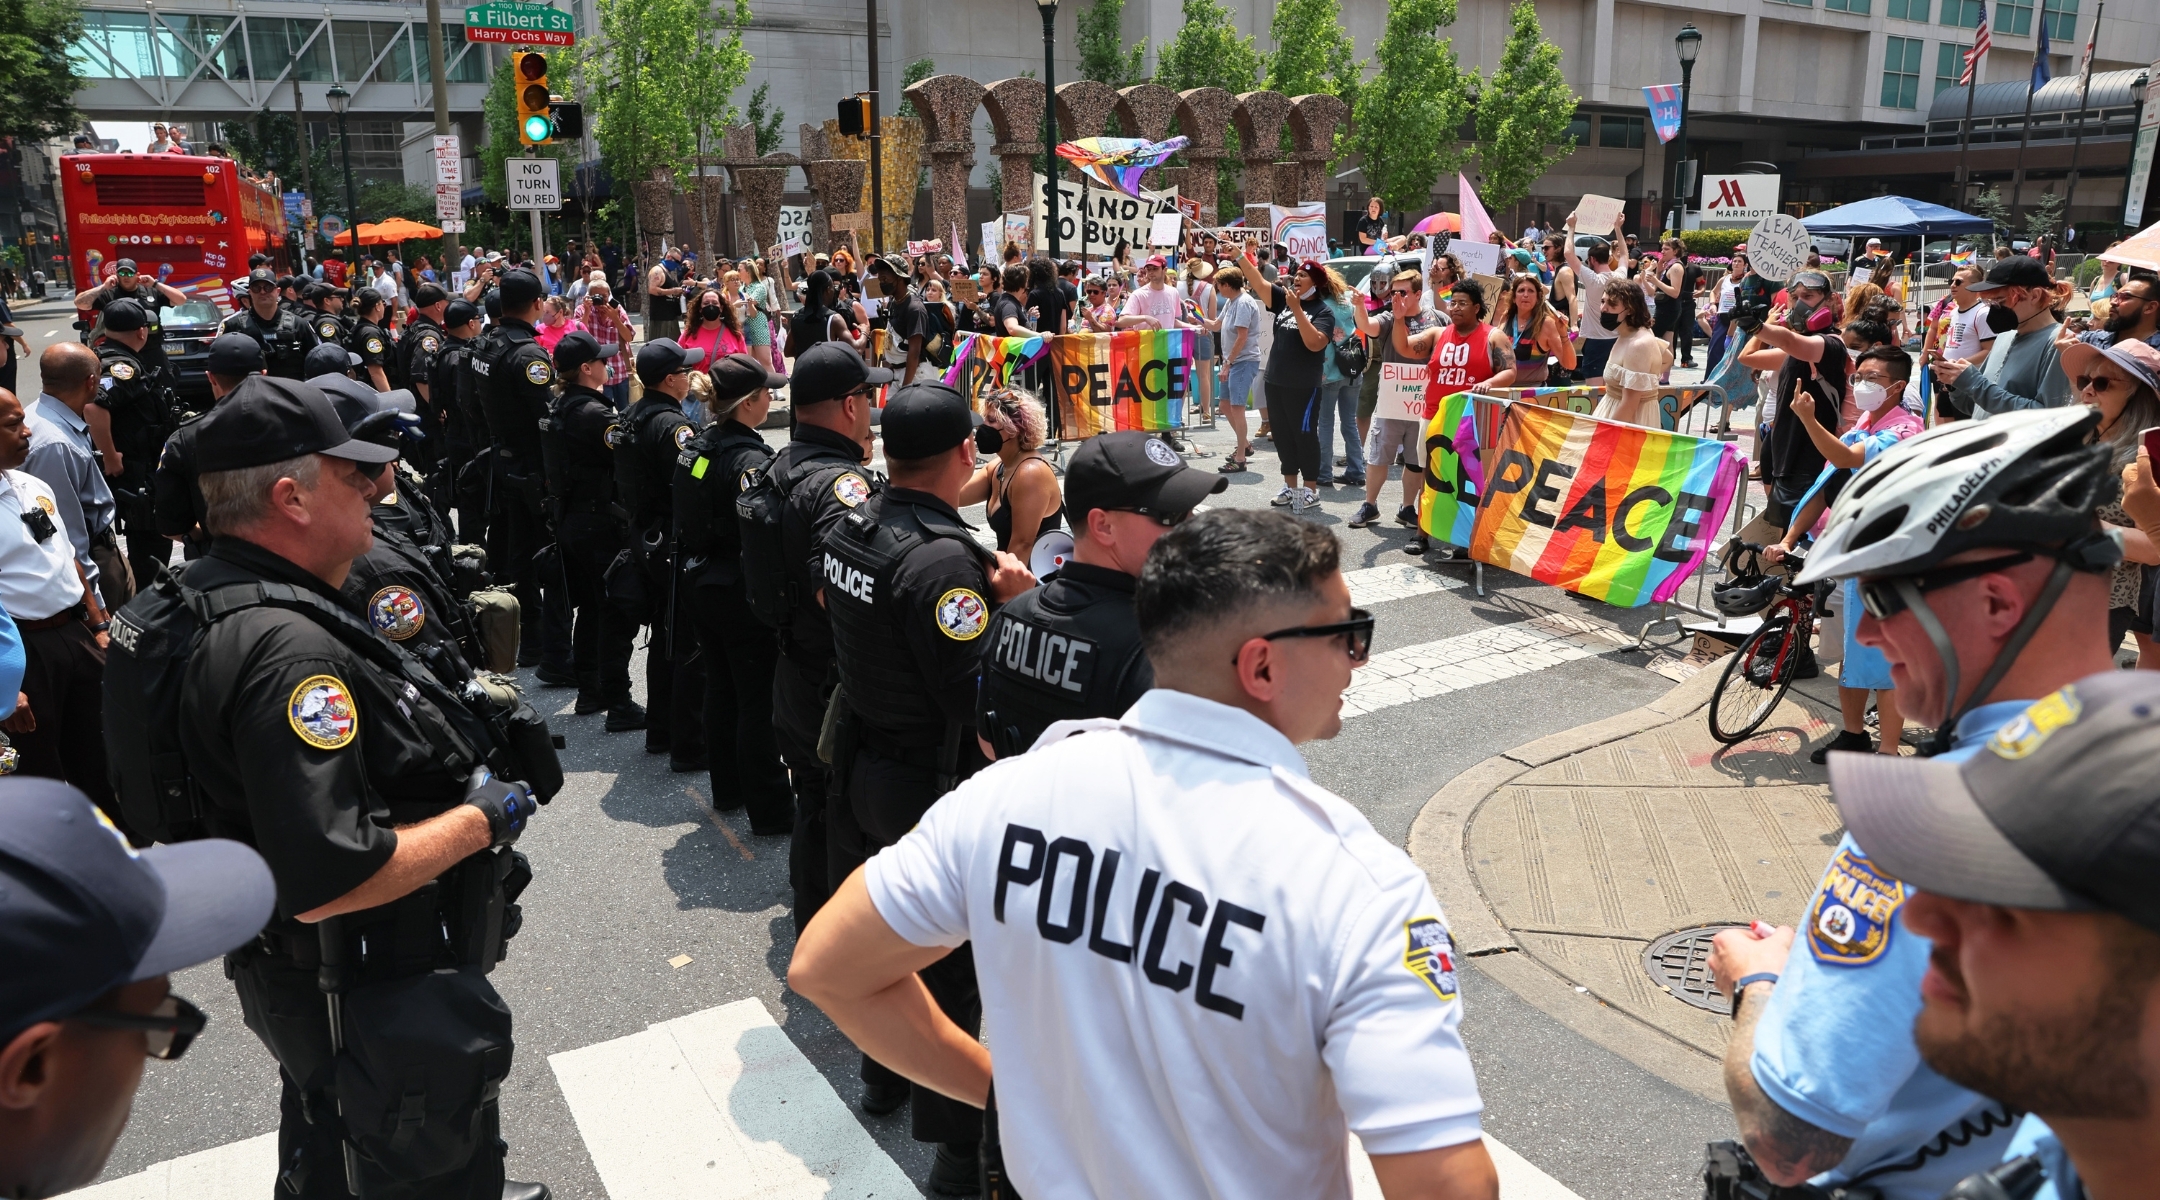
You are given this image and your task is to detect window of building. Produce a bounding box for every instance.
[1599,116,1645,148]
[1888,0,1929,19]
[1882,35,1923,109]
[1940,0,1983,27]
[2041,0,2077,41]
[1936,41,1969,94]
[1563,114,1590,145]
[1767,0,1813,7]
[1996,0,2033,35]
[1827,0,1871,13]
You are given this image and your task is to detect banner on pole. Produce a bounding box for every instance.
[1033,173,1179,257]
[1269,203,1328,260]
[1049,330,1195,436]
[942,332,1049,397]
[1421,394,1743,607]
[1643,84,1684,144]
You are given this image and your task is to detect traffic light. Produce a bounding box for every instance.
[837,95,871,137]
[515,51,552,145]
[552,102,584,139]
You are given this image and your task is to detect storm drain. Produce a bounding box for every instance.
[1642,925,1750,1013]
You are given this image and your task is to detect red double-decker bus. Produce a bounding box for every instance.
[59,152,289,309]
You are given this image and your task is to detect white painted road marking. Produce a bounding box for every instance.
[1343,612,1635,719]
[1343,561,1464,607]
[72,1133,276,1199]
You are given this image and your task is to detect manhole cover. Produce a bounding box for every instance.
[1642,925,1749,1013]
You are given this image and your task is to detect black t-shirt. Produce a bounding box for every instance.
[885,290,927,360]
[1263,288,1338,391]
[990,291,1031,335]
[1028,285,1071,335]
[1765,336,1849,488]
[1357,214,1388,249]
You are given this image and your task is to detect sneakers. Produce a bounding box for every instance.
[1348,502,1381,528]
[605,700,647,733]
[1809,729,1874,763]
[573,692,609,716]
[1404,536,1428,556]
[1293,487,1318,511]
[534,665,577,689]
[1336,456,1350,468]
[1395,505,1420,527]
[1340,473,1366,487]
[1270,487,1295,507]
[860,1080,910,1116]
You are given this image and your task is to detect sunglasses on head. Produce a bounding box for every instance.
[1238,607,1375,665]
[1856,552,2033,620]
[69,992,205,1061]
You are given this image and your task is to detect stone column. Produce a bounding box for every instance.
[1232,91,1291,230]
[1174,88,1235,224]
[730,165,790,256]
[1114,83,1178,191]
[903,74,988,258]
[799,124,832,253]
[634,170,675,260]
[983,77,1046,225]
[804,158,868,258]
[1288,94,1350,206]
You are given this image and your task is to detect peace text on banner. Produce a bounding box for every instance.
[1049,330,1194,436]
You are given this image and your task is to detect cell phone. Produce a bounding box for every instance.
[2141,426,2160,464]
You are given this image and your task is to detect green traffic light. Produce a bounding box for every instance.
[523,114,553,142]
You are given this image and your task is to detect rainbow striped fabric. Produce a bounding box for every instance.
[1947,249,1975,265]
[942,332,1048,396]
[1048,330,1194,436]
[1421,394,1744,607]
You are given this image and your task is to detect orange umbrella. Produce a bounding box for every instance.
[352,217,445,245]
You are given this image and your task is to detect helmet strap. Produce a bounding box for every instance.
[1910,557,2075,755]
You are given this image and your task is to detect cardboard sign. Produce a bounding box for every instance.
[1748,214,1813,283]
[1377,361,1428,423]
[953,277,979,304]
[1149,211,1183,247]
[1574,193,1626,235]
[831,211,872,233]
[906,239,944,257]
[1451,239,1503,277]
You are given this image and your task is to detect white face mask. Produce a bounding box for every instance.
[1296,283,1315,301]
[1852,379,1892,412]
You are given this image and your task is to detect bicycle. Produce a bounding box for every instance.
[1707,540,1827,745]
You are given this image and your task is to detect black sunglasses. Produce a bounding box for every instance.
[1238,607,1375,665]
[1857,552,2032,620]
[1110,506,1190,529]
[69,992,206,1061]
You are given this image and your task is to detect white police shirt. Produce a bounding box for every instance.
[865,689,1484,1200]
[0,470,88,621]
[1751,698,2033,1200]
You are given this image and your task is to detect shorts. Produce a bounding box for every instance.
[1577,336,1614,380]
[1191,327,1214,362]
[646,315,681,344]
[1366,417,1425,475]
[1220,358,1259,409]
[1653,296,1679,335]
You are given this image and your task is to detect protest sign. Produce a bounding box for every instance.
[943,331,1048,399]
[1746,213,1813,283]
[1149,211,1183,247]
[1450,239,1503,277]
[982,218,1003,264]
[1421,395,1743,607]
[1376,361,1427,423]
[1199,226,1270,253]
[953,277,979,304]
[1574,193,1625,235]
[906,239,944,257]
[1049,330,1195,436]
[777,206,811,258]
[1004,212,1033,255]
[831,211,871,233]
[1034,173,1180,256]
[1270,203,1329,260]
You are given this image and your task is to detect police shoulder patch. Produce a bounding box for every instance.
[1807,847,1907,967]
[288,674,359,749]
[935,587,989,641]
[419,332,441,354]
[35,495,55,517]
[1988,685,2082,760]
[833,472,871,507]
[676,449,699,468]
[365,336,385,355]
[319,319,340,339]
[525,359,553,386]
[107,360,137,381]
[1401,916,1459,1001]
[673,424,694,450]
[603,422,624,449]
[368,585,426,642]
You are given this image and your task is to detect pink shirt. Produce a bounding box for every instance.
[534,318,585,354]
[1121,283,1183,329]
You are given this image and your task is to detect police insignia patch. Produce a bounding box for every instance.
[935,588,989,641]
[833,473,870,507]
[525,360,553,385]
[35,496,56,517]
[420,333,440,354]
[368,586,426,641]
[604,423,624,448]
[319,320,339,340]
[107,361,137,381]
[1808,847,1906,967]
[1988,686,2082,760]
[288,674,359,749]
[1144,437,1181,467]
[673,424,693,450]
[365,337,385,355]
[1402,917,1459,1001]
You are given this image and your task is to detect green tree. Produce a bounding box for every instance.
[224,111,337,196]
[895,56,937,119]
[0,0,82,140]
[1472,0,1577,210]
[1346,0,1473,217]
[1969,186,2011,251]
[1157,0,1262,220]
[1077,0,1147,88]
[2023,188,2065,246]
[1262,0,1361,112]
[746,81,784,155]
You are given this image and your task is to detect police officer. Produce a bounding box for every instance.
[401,283,451,501]
[437,298,489,544]
[674,353,789,831]
[166,376,551,1200]
[614,339,704,758]
[818,381,1035,1185]
[72,257,186,370]
[220,267,318,380]
[92,298,177,588]
[153,332,265,559]
[278,274,308,318]
[304,281,353,349]
[737,341,884,929]
[976,430,1224,759]
[473,268,569,677]
[349,290,394,393]
[539,331,640,726]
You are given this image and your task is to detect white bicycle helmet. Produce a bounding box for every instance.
[1794,406,2118,585]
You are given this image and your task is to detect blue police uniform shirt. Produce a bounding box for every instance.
[1750,698,2033,1200]
[0,604,20,718]
[2003,1115,2082,1200]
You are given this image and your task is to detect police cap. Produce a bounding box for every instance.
[193,375,400,470]
[444,298,481,329]
[790,341,891,406]
[306,281,348,302]
[303,342,363,379]
[102,298,149,333]
[245,267,278,290]
[552,330,619,375]
[710,352,786,407]
[206,332,267,377]
[880,382,981,460]
[1064,430,1227,526]
[315,374,410,448]
[498,268,545,309]
[634,338,706,387]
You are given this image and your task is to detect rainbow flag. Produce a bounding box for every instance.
[943,331,1047,398]
[1947,249,1975,266]
[1048,330,1194,436]
[1418,390,1491,548]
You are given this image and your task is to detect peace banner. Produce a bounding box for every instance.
[1048,330,1194,436]
[1421,395,1743,608]
[942,332,1047,398]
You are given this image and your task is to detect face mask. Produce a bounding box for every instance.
[1985,299,2022,335]
[1599,311,1620,331]
[1852,380,1891,412]
[1297,283,1315,301]
[700,304,722,320]
[973,425,1004,455]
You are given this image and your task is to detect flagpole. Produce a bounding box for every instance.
[2009,20,2049,223]
[2062,1,2102,243]
[1955,6,1988,211]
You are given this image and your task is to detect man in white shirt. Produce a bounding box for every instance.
[0,390,115,817]
[793,509,1497,1200]
[1939,264,1996,366]
[23,343,123,610]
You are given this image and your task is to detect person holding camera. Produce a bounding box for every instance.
[1739,270,1848,528]
[573,273,637,408]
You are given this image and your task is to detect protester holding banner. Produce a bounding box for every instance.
[1740,272,1848,527]
[1396,277,1514,557]
[1182,260,1219,423]
[1564,211,1630,385]
[1591,279,1671,428]
[1241,249,1340,511]
[991,265,1035,338]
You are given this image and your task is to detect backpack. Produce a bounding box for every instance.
[735,451,873,630]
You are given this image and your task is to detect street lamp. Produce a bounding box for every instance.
[325,83,361,264]
[1038,0,1060,260]
[1672,24,1701,236]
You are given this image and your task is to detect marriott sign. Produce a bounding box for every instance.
[1698,174,1781,225]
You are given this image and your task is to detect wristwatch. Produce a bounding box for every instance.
[1730,972,1779,1017]
[86,619,110,633]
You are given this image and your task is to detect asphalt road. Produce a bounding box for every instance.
[46,305,1738,1198]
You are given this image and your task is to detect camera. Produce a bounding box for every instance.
[1731,297,1771,334]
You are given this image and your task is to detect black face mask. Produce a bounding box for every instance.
[700,304,722,321]
[1599,311,1619,331]
[1985,299,2022,335]
[973,425,1004,455]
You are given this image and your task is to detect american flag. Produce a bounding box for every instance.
[1961,2,1991,86]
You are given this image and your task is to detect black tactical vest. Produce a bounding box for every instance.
[676,422,771,585]
[611,397,686,533]
[538,386,617,512]
[976,562,1152,758]
[821,492,993,739]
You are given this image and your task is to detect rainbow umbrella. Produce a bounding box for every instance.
[1412,212,1462,235]
[1054,136,1190,198]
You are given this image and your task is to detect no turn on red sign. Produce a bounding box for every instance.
[507,158,562,212]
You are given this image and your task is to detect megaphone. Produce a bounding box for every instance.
[1030,530,1075,579]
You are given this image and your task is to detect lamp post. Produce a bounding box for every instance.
[1673,24,1701,235]
[1038,0,1060,260]
[325,84,361,265]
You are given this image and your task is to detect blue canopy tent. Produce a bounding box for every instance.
[1798,196,1993,239]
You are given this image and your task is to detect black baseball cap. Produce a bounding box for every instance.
[790,341,891,405]
[0,779,275,1037]
[246,267,278,289]
[103,298,148,333]
[498,268,545,309]
[1968,255,2053,292]
[553,330,619,375]
[710,352,786,406]
[635,338,706,386]
[1830,670,2160,934]
[206,332,266,376]
[315,374,408,448]
[1064,430,1227,524]
[881,382,981,459]
[306,281,349,302]
[303,342,362,379]
[112,258,139,277]
[193,375,401,470]
[444,298,481,329]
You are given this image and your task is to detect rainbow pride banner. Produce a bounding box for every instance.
[942,331,1048,398]
[1421,395,1743,607]
[1048,329,1194,435]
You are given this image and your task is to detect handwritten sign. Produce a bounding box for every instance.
[777,205,811,258]
[1574,193,1625,235]
[830,211,872,233]
[1377,360,1427,423]
[1747,213,1813,284]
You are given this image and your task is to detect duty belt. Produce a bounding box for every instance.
[855,723,948,770]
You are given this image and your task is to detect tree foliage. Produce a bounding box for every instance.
[895,57,937,119]
[746,81,784,156]
[1076,0,1147,89]
[1263,0,1361,112]
[1473,0,1577,210]
[1969,186,2011,250]
[2023,188,2065,245]
[0,0,82,140]
[1346,0,1472,216]
[223,112,337,196]
[1157,0,1262,220]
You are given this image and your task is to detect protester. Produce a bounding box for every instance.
[2061,338,2160,663]
[683,284,748,372]
[1357,197,1388,254]
[2073,269,2158,351]
[1214,266,1263,473]
[1500,275,1576,388]
[1563,211,1629,384]
[1592,276,1672,427]
[572,276,636,407]
[733,261,778,373]
[1739,272,1847,527]
[1316,268,1367,488]
[962,386,1062,565]
[991,265,1033,339]
[534,294,585,355]
[1183,260,1219,422]
[1241,250,1340,511]
[1931,257,2070,417]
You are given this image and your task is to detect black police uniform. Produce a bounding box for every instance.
[221,302,319,380]
[673,416,788,830]
[975,560,1154,757]
[473,317,569,673]
[820,485,999,1147]
[84,281,176,371]
[95,341,177,587]
[539,382,635,710]
[440,327,490,544]
[612,389,703,760]
[400,316,447,458]
[351,317,393,385]
[179,537,526,1200]
[347,508,484,690]
[307,304,352,352]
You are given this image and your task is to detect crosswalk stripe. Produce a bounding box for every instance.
[1343,612,1635,719]
[1342,561,1464,607]
[72,1133,277,1199]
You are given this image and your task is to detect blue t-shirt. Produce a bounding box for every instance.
[1321,296,1358,385]
[1750,698,2033,1200]
[0,605,22,718]
[2003,1115,2082,1200]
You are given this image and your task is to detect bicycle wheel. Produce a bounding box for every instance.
[1708,610,1803,744]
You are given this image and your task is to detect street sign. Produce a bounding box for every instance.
[435,182,463,223]
[432,134,462,185]
[319,213,346,237]
[506,157,562,211]
[301,195,314,219]
[464,1,575,45]
[440,219,468,234]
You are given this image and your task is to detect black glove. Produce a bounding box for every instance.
[463,768,537,848]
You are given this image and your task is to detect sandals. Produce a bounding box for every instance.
[1218,456,1249,474]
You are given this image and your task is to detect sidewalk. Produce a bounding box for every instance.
[1410,663,1846,1105]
